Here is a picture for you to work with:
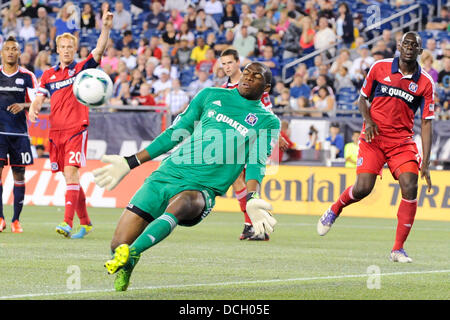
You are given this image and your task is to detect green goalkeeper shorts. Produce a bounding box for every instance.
[128,170,216,227]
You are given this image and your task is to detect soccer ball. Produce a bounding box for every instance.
[73,68,113,107]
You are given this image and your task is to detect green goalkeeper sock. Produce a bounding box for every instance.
[129,212,178,256]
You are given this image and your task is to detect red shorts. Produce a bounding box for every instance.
[356,136,421,180]
[49,126,88,173]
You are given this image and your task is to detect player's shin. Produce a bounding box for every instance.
[75,186,91,225]
[64,184,80,227]
[330,185,360,216]
[129,212,178,256]
[12,180,25,222]
[393,198,417,251]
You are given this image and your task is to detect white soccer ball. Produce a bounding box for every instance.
[73,68,113,107]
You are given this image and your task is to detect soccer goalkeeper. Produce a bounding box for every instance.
[93,62,280,291]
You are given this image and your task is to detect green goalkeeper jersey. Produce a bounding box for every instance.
[145,87,280,196]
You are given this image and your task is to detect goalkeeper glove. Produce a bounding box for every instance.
[245,192,277,236]
[92,155,140,191]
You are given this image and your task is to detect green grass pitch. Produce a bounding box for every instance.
[0,205,449,300]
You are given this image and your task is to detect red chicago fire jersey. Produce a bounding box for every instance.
[221,78,273,110]
[360,57,435,139]
[37,53,100,131]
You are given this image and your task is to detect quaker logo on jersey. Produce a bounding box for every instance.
[49,77,76,91]
[15,78,24,85]
[245,113,258,126]
[51,162,59,171]
[207,110,216,118]
[408,82,418,93]
[380,85,414,102]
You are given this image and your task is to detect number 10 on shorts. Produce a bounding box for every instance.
[21,152,32,164]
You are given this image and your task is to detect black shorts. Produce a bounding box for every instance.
[0,134,33,167]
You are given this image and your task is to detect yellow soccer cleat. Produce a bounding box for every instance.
[105,244,130,275]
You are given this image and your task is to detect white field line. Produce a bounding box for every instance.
[1,269,449,299]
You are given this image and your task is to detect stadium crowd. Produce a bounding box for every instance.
[1,0,449,141]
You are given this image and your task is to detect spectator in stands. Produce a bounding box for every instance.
[255,45,280,80]
[318,0,334,21]
[325,122,344,159]
[196,8,219,33]
[113,0,132,31]
[35,144,49,158]
[290,73,311,99]
[314,16,337,58]
[311,74,334,98]
[308,55,322,81]
[220,2,239,31]
[144,60,157,84]
[129,68,144,97]
[80,3,96,30]
[251,4,271,32]
[371,40,393,58]
[382,29,397,55]
[235,16,258,37]
[20,52,34,72]
[113,70,130,98]
[187,69,214,97]
[286,0,305,19]
[120,46,137,70]
[51,2,79,40]
[273,88,292,115]
[131,83,156,108]
[36,7,53,38]
[110,81,132,107]
[96,2,111,29]
[176,21,196,48]
[213,67,228,87]
[204,0,224,16]
[165,0,191,13]
[334,66,355,92]
[311,86,336,117]
[195,48,217,76]
[269,9,291,43]
[190,37,210,64]
[426,6,449,31]
[174,39,194,68]
[116,30,137,52]
[130,0,145,16]
[154,54,179,80]
[272,81,287,99]
[1,0,23,20]
[232,26,256,59]
[421,50,439,83]
[19,0,55,19]
[165,79,190,121]
[299,16,316,60]
[294,63,309,84]
[425,38,441,61]
[146,1,166,32]
[19,16,36,42]
[38,32,52,52]
[277,120,297,162]
[239,4,256,24]
[149,36,163,60]
[372,51,385,62]
[152,69,173,98]
[344,130,360,168]
[169,9,185,31]
[350,36,365,59]
[137,38,149,56]
[34,50,51,79]
[162,21,177,47]
[349,44,374,84]
[101,46,120,73]
[438,56,450,90]
[185,5,197,31]
[280,14,302,60]
[335,2,354,49]
[254,30,272,58]
[133,53,146,74]
[305,125,318,148]
[330,48,352,76]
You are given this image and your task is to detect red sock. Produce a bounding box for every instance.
[392,198,417,251]
[76,186,91,225]
[330,186,361,216]
[235,187,252,225]
[64,184,80,228]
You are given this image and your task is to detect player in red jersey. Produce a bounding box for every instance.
[29,11,114,239]
[317,32,434,263]
[218,48,287,241]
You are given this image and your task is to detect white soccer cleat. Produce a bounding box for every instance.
[317,207,338,236]
[390,249,413,263]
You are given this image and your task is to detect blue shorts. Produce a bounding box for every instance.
[0,134,34,167]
